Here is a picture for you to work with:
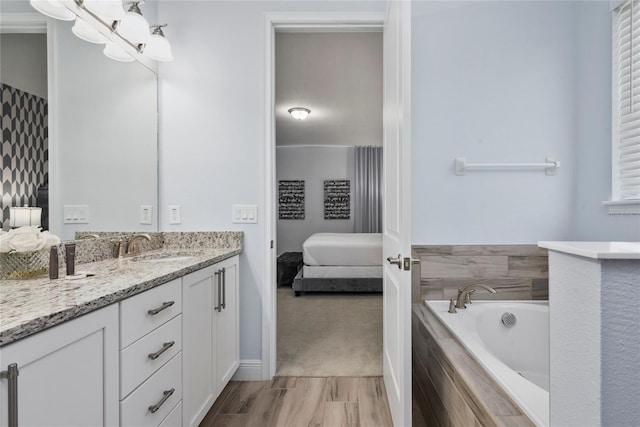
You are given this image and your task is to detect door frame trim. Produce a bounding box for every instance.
[262,11,385,379]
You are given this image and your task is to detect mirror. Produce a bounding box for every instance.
[0,12,158,241]
[52,19,158,240]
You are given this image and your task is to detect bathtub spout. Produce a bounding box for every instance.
[455,284,497,309]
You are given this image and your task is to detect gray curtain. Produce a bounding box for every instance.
[354,146,382,233]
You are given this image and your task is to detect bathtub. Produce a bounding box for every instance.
[425,300,549,426]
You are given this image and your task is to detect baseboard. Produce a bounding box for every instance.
[231,359,264,381]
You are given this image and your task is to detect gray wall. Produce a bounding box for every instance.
[276,146,355,254]
[0,33,48,99]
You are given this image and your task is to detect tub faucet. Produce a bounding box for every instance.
[126,234,151,255]
[455,284,497,309]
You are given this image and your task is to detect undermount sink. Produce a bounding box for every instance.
[133,252,202,263]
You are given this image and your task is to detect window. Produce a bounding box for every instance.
[612,0,640,202]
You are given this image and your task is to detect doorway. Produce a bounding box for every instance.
[273,29,384,376]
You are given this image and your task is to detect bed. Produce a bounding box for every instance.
[293,232,383,296]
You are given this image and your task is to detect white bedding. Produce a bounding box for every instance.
[302,233,382,266]
[303,265,382,279]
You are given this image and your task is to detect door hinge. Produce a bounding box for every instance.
[270,240,274,249]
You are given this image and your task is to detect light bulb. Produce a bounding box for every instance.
[72,18,107,44]
[103,42,134,62]
[30,0,76,21]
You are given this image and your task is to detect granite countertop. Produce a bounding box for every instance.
[0,246,240,346]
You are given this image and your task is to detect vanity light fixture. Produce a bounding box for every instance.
[145,25,174,62]
[29,0,174,63]
[72,17,107,44]
[103,41,135,62]
[288,107,311,120]
[30,0,76,21]
[116,2,151,45]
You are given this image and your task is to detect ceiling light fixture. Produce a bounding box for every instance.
[288,107,311,120]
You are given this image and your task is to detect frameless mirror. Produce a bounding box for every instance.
[0,8,158,241]
[52,18,158,240]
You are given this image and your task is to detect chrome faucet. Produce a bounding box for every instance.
[126,234,151,255]
[455,284,497,309]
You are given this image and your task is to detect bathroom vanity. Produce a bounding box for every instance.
[0,232,242,427]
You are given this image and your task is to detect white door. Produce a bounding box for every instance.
[382,1,412,426]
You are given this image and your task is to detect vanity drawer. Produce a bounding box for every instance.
[121,315,182,398]
[121,352,183,427]
[120,278,182,348]
[159,401,182,427]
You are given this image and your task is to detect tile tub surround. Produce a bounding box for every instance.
[412,303,534,427]
[412,245,549,303]
[0,236,242,346]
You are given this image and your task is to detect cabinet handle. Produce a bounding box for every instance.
[148,341,175,360]
[215,270,222,312]
[147,301,175,316]
[0,364,19,427]
[221,267,226,309]
[148,388,175,414]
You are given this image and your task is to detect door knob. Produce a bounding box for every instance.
[387,254,402,269]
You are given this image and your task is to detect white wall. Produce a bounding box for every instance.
[412,1,577,244]
[0,33,48,99]
[276,146,355,254]
[411,1,640,244]
[158,0,386,364]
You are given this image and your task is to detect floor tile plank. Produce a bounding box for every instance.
[325,377,359,402]
[357,377,393,427]
[271,376,298,389]
[323,402,360,427]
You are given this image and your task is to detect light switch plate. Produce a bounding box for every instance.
[232,204,257,223]
[140,205,153,225]
[168,205,181,224]
[63,205,90,224]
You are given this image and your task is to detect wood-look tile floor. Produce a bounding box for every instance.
[199,377,394,427]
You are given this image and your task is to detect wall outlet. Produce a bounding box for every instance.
[232,204,258,224]
[63,205,90,224]
[169,205,181,224]
[140,205,153,225]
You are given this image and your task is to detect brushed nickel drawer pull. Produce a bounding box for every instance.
[215,270,222,312]
[147,301,175,316]
[0,363,19,427]
[148,341,175,360]
[221,267,226,309]
[148,388,175,414]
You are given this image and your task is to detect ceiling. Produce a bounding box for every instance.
[275,31,383,147]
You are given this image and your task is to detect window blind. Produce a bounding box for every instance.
[615,0,640,200]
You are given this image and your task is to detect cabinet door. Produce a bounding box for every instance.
[182,264,217,427]
[216,256,239,391]
[0,305,119,427]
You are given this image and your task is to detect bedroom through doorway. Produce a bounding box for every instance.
[274,30,384,377]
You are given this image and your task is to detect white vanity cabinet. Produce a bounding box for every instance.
[119,278,183,427]
[0,304,119,427]
[182,255,239,427]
